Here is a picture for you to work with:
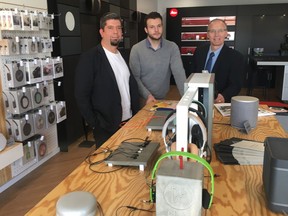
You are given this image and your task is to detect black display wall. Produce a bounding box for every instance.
[48,0,143,151]
[48,0,83,151]
[166,4,288,84]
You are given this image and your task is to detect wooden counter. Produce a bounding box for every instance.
[26,103,288,216]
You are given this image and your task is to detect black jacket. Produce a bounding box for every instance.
[191,44,245,102]
[75,44,139,138]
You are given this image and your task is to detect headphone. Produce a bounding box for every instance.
[9,92,17,108]
[35,110,45,130]
[150,151,214,209]
[2,91,9,109]
[12,119,20,136]
[4,64,12,81]
[23,119,32,137]
[13,62,24,82]
[6,119,12,136]
[162,105,207,156]
[20,92,30,109]
[47,107,56,125]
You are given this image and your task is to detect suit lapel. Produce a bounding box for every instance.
[212,45,227,73]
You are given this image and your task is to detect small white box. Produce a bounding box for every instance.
[3,61,26,88]
[30,84,44,109]
[33,107,47,134]
[56,101,67,123]
[34,136,47,161]
[32,108,47,134]
[8,87,32,114]
[21,10,31,31]
[45,104,57,128]
[10,114,35,142]
[52,57,64,78]
[25,59,42,84]
[21,141,36,165]
[41,58,54,81]
[30,12,39,31]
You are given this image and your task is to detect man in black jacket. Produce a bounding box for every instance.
[191,19,245,103]
[75,13,139,147]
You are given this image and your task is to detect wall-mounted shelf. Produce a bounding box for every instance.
[181,16,236,27]
[181,31,235,42]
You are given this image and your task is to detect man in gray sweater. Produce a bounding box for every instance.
[129,12,186,106]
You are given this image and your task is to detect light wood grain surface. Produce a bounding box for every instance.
[26,103,288,216]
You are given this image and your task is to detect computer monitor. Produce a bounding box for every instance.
[176,73,214,155]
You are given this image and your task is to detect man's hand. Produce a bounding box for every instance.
[214,93,225,103]
[146,94,157,104]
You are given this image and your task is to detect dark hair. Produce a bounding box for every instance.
[207,18,227,31]
[144,12,162,27]
[100,12,122,29]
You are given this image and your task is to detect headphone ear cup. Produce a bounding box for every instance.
[171,133,176,142]
[151,186,156,203]
[191,124,203,149]
[162,111,176,152]
[202,188,211,209]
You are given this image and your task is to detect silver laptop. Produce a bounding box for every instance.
[146,110,175,131]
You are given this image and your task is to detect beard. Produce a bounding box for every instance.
[147,33,162,41]
[110,38,121,47]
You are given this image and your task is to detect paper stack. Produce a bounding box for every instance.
[214,137,264,165]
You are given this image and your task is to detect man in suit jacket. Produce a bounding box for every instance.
[75,13,139,147]
[191,19,245,103]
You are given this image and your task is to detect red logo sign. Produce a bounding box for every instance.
[169,8,178,17]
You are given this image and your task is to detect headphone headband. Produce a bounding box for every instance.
[162,109,207,154]
[151,151,214,208]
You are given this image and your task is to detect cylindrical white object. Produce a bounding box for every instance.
[56,191,97,216]
[230,96,259,129]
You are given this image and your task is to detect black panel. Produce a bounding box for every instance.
[60,37,82,56]
[55,55,83,151]
[80,14,100,51]
[120,7,130,18]
[99,1,110,17]
[57,4,81,36]
[55,0,80,7]
[79,0,101,15]
[109,0,120,6]
[109,4,120,15]
[137,12,147,41]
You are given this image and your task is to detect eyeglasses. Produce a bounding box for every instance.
[207,29,227,34]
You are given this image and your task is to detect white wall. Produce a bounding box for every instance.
[137,0,288,15]
[157,0,288,15]
[0,0,47,10]
[137,0,157,14]
[138,0,288,37]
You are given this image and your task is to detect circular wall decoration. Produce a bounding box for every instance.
[65,11,75,31]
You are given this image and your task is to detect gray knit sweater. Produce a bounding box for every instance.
[129,38,186,100]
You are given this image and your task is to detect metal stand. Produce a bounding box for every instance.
[78,118,95,148]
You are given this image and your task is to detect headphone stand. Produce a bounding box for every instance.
[78,118,95,148]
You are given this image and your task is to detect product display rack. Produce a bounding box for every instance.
[0,7,65,192]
